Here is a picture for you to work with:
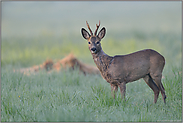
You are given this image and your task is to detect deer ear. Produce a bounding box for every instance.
[81,28,90,39]
[97,27,106,39]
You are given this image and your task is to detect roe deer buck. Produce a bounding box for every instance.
[81,21,166,103]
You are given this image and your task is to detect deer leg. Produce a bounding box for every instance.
[150,74,166,103]
[119,82,126,100]
[160,83,166,103]
[143,74,160,103]
[110,84,118,99]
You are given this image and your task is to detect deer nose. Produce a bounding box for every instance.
[91,48,97,52]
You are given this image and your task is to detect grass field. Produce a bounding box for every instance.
[1,65,182,122]
[1,1,182,122]
[1,32,182,122]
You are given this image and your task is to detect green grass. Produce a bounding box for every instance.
[2,2,182,121]
[1,66,182,122]
[1,30,182,122]
[2,31,181,67]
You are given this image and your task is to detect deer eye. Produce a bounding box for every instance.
[88,42,91,44]
[96,41,100,44]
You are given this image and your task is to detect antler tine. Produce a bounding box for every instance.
[86,21,93,36]
[94,20,100,36]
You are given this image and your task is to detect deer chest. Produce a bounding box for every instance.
[94,55,116,83]
[98,67,117,83]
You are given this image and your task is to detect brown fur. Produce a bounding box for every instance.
[53,53,100,74]
[14,53,100,75]
[81,21,166,103]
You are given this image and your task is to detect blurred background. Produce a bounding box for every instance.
[1,1,182,70]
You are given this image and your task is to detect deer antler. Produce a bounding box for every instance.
[86,21,93,36]
[94,20,100,36]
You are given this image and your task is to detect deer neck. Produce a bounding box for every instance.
[91,49,113,72]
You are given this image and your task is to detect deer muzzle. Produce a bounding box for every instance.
[91,47,97,54]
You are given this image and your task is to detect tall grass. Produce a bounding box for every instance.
[2,2,181,121]
[1,66,182,122]
[1,26,182,122]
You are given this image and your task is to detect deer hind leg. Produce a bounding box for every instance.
[119,82,126,100]
[160,83,166,103]
[143,74,160,103]
[150,73,166,103]
[110,84,118,99]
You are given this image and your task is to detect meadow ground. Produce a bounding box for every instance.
[1,66,182,122]
[2,2,182,122]
[1,30,182,122]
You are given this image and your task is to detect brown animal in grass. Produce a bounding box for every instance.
[15,53,100,75]
[81,21,166,103]
[53,53,100,75]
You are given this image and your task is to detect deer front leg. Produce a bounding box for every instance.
[110,83,118,99]
[119,82,126,100]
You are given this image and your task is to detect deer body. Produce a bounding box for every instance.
[81,21,166,103]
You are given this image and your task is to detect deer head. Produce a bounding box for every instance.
[81,21,106,54]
